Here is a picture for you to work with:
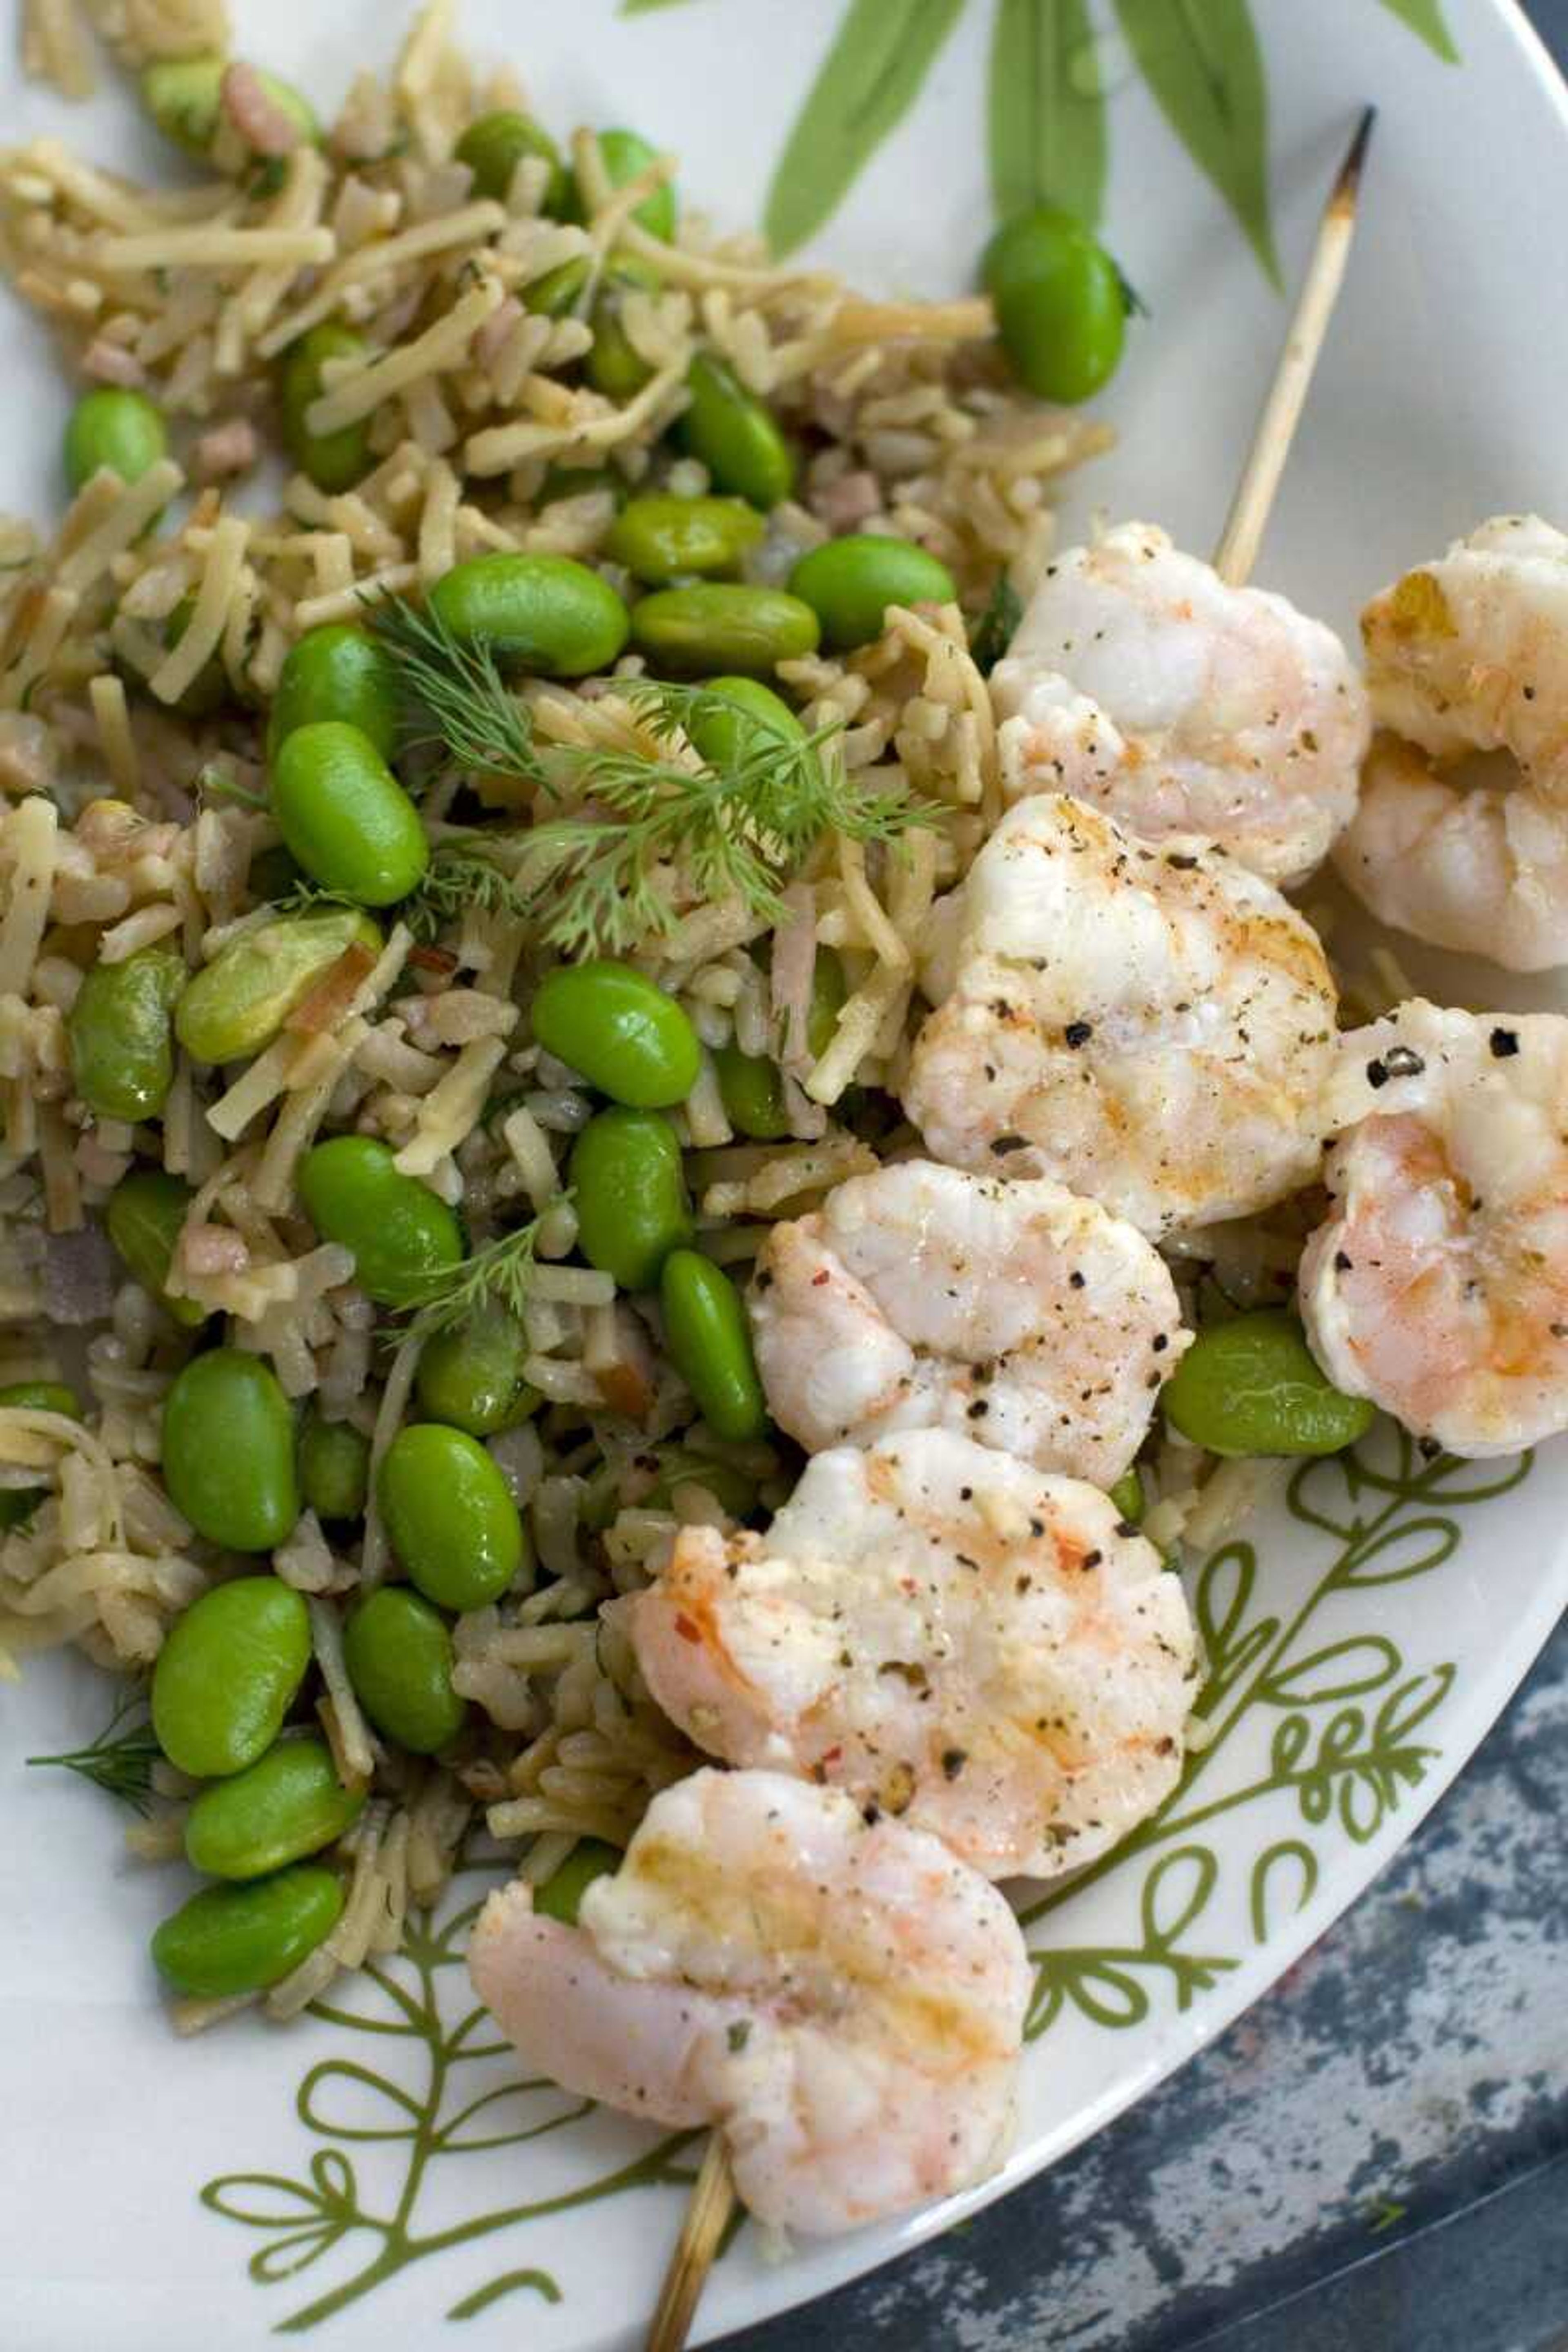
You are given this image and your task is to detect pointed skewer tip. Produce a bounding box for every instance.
[1332,105,1378,212]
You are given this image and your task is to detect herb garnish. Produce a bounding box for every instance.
[393,1207,551,1352]
[969,573,1023,675]
[27,1686,161,1815]
[368,593,541,785]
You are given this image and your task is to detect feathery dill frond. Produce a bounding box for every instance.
[368,592,544,786]
[27,1686,160,1815]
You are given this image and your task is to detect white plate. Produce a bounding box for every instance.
[4,3,1567,2346]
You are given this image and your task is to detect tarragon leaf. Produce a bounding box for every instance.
[1112,0,1280,284]
[989,0,1107,227]
[1373,0,1459,62]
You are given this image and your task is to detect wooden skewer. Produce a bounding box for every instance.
[640,103,1376,2352]
[1212,105,1376,585]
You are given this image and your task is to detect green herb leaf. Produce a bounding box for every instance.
[27,1686,161,1815]
[403,839,536,945]
[1111,0,1280,285]
[397,1209,549,1351]
[196,764,269,810]
[763,0,967,258]
[969,572,1024,675]
[368,593,544,789]
[989,0,1107,227]
[1372,0,1458,61]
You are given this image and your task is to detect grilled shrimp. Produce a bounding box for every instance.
[468,1766,1029,2236]
[630,1430,1196,1880]
[1335,517,1568,969]
[1299,1000,1568,1454]
[991,522,1369,886]
[902,793,1338,1236]
[748,1159,1188,1485]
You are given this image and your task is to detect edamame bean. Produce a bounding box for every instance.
[807,946,847,1061]
[788,534,958,651]
[585,256,664,400]
[151,1575,311,1778]
[415,1300,537,1436]
[524,257,590,318]
[428,552,630,678]
[533,1838,620,1924]
[644,1448,756,1521]
[379,1422,528,1610]
[981,206,1128,405]
[161,1351,299,1553]
[105,1167,205,1329]
[678,353,794,509]
[685,675,804,772]
[297,1411,371,1522]
[0,1381,80,1531]
[177,906,383,1065]
[1108,1467,1145,1526]
[1163,1310,1376,1459]
[151,1865,343,1998]
[67,943,185,1124]
[278,323,374,494]
[268,624,398,760]
[569,1107,691,1291]
[714,1043,788,1141]
[455,109,567,211]
[630,584,819,676]
[573,127,677,241]
[531,959,700,1108]
[607,495,764,586]
[343,1586,466,1755]
[140,56,317,161]
[63,387,167,494]
[539,464,626,510]
[659,1248,766,1442]
[297,1136,463,1307]
[185,1736,365,1880]
[272,720,428,906]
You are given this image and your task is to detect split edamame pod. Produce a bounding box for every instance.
[788,533,958,651]
[267,624,399,761]
[297,1411,371,1522]
[278,322,374,494]
[343,1586,467,1755]
[184,1736,365,1880]
[151,1865,343,1997]
[455,109,568,211]
[271,720,428,906]
[150,1575,311,1778]
[0,1380,80,1530]
[533,1838,621,1924]
[63,387,167,494]
[1163,1310,1376,1459]
[659,1247,766,1443]
[160,1350,299,1553]
[606,494,764,585]
[379,1422,528,1610]
[415,1299,537,1436]
[428,552,630,678]
[678,352,794,509]
[176,906,383,1065]
[629,583,819,677]
[568,1107,692,1291]
[297,1135,463,1307]
[530,959,701,1108]
[67,943,185,1124]
[981,205,1129,405]
[105,1166,205,1328]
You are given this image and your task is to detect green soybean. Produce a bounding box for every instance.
[686,675,804,772]
[788,534,958,651]
[531,960,700,1108]
[807,946,847,1060]
[0,1381,80,1530]
[151,1576,311,1779]
[151,1865,343,1998]
[981,206,1128,405]
[105,1167,205,1328]
[297,1136,463,1307]
[644,1448,757,1521]
[659,1248,766,1443]
[415,1300,537,1436]
[379,1422,527,1611]
[140,56,318,161]
[608,495,763,586]
[715,1043,788,1140]
[63,388,167,494]
[455,110,567,211]
[176,906,383,1065]
[279,322,374,494]
[1108,1468,1145,1526]
[575,127,677,241]
[585,255,665,400]
[185,1736,365,1880]
[268,624,398,761]
[272,719,428,906]
[428,552,630,678]
[67,944,185,1123]
[534,1838,621,1925]
[297,1412,371,1523]
[630,584,819,676]
[524,257,590,319]
[569,1107,691,1292]
[678,352,794,508]
[343,1586,466,1755]
[1163,1310,1376,1459]
[161,1351,299,1553]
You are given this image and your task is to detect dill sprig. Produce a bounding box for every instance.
[27,1686,161,1815]
[403,838,537,945]
[368,592,543,785]
[394,1207,551,1352]
[969,573,1022,676]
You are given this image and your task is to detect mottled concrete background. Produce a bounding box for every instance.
[725,13,1568,2341]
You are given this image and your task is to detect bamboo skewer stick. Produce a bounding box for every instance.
[641,102,1376,2352]
[1212,105,1376,585]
